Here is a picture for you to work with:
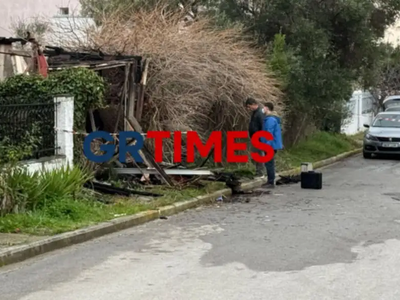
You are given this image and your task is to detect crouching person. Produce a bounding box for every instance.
[262,102,283,188]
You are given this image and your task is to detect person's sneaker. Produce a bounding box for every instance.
[264,183,275,189]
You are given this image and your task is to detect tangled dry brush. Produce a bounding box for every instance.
[90,6,282,148]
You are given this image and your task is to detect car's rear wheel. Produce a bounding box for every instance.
[363,151,372,159]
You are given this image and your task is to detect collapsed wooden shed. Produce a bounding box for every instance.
[0,37,31,80]
[44,46,149,133]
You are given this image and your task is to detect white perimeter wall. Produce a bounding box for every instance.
[341,90,375,135]
[23,96,74,174]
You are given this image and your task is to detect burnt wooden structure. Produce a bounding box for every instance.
[44,46,148,131]
[43,46,173,185]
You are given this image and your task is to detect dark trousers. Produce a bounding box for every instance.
[265,150,277,184]
[251,146,264,176]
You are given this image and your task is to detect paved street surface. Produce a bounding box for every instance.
[2,155,400,299]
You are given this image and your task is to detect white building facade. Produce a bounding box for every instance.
[0,0,81,37]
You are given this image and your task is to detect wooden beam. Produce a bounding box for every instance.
[0,51,31,58]
[113,102,123,133]
[92,63,127,70]
[125,116,174,186]
[107,135,151,168]
[108,114,149,168]
[89,109,96,132]
[123,63,130,131]
[136,58,149,122]
[125,114,142,132]
[126,62,136,124]
[140,59,150,85]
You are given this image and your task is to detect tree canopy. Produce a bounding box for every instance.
[80,0,400,144]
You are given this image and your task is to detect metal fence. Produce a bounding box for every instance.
[0,102,58,160]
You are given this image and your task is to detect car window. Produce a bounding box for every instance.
[384,100,400,107]
[372,115,400,127]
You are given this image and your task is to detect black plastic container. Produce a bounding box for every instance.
[300,171,322,189]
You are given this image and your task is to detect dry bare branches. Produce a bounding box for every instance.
[51,5,283,158]
[93,6,282,136]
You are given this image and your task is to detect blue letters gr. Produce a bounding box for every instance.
[84,131,145,163]
[83,131,115,163]
[119,131,144,163]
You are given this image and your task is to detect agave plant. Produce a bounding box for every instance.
[37,165,94,206]
[0,164,94,216]
[0,164,47,215]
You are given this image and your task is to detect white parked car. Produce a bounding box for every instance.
[363,111,400,158]
[383,95,400,112]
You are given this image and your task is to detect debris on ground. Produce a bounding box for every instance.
[84,181,163,197]
[276,175,301,185]
[42,46,258,201]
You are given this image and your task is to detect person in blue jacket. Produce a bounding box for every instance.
[262,102,283,188]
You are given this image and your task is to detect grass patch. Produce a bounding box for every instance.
[275,131,360,171]
[0,181,226,235]
[223,131,361,174]
[349,131,365,142]
[0,131,360,236]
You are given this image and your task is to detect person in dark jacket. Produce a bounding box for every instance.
[261,102,283,188]
[245,97,265,177]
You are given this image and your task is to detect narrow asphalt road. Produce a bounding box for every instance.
[2,155,400,300]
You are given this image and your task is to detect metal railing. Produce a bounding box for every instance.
[0,102,58,161]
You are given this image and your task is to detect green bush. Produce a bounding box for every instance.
[46,68,107,129]
[0,69,106,165]
[0,74,52,104]
[0,68,106,130]
[0,165,93,216]
[276,131,359,171]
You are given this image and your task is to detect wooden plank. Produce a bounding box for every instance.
[0,51,31,57]
[107,135,153,172]
[114,168,213,175]
[108,114,149,168]
[113,102,123,133]
[125,114,142,132]
[125,116,174,186]
[92,63,127,70]
[127,62,136,123]
[123,63,130,131]
[113,135,150,183]
[135,59,149,122]
[107,115,152,178]
[140,59,150,85]
[89,109,96,131]
[136,84,143,121]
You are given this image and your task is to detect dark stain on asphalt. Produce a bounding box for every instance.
[383,193,400,201]
[196,157,400,272]
[2,156,400,300]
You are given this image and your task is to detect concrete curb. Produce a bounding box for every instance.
[0,148,362,267]
[278,148,362,177]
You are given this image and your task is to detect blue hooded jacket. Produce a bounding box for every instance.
[261,115,283,150]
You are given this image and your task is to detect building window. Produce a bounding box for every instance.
[59,7,69,15]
